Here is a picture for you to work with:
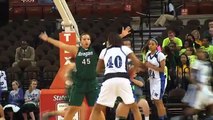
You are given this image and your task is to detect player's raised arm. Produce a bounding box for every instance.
[119,26,131,38]
[39,32,78,56]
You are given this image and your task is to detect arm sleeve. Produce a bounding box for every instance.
[162,38,168,48]
[176,38,183,47]
[158,52,166,62]
[8,92,12,103]
[122,46,133,55]
[99,48,107,60]
[18,88,24,102]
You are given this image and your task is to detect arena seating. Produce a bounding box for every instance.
[9,0,146,20]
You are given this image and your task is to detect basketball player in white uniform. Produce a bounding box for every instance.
[89,32,143,120]
[145,38,167,120]
[183,49,213,119]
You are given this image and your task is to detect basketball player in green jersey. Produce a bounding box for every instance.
[39,27,131,120]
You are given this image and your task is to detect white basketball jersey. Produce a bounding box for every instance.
[99,46,133,75]
[145,51,166,79]
[191,60,212,84]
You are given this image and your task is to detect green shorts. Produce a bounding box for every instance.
[67,80,99,106]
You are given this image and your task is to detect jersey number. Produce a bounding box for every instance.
[148,70,155,78]
[107,56,122,68]
[82,58,91,65]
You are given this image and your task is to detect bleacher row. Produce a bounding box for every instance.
[184,0,213,15]
[9,0,146,20]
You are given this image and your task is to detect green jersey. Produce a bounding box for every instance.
[75,46,98,81]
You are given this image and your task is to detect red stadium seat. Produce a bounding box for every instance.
[185,2,198,15]
[109,2,125,17]
[95,3,109,17]
[12,6,26,20]
[26,6,43,19]
[75,2,94,17]
[199,1,213,14]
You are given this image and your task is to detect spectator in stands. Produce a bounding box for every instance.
[0,70,8,91]
[208,27,213,45]
[163,42,178,91]
[21,79,40,120]
[12,40,36,67]
[185,33,200,49]
[203,20,213,43]
[154,0,176,27]
[3,80,24,120]
[179,39,193,55]
[176,54,190,90]
[208,20,213,28]
[200,36,213,62]
[191,29,202,47]
[185,47,197,65]
[162,29,183,50]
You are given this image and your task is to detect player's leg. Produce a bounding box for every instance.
[89,103,106,120]
[64,106,81,120]
[116,103,130,120]
[153,99,167,120]
[85,79,99,119]
[128,102,142,120]
[138,98,150,120]
[42,110,67,120]
[151,79,167,120]
[119,78,142,120]
[90,79,118,120]
[64,82,84,120]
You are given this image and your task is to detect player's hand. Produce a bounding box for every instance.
[39,32,48,41]
[120,26,131,38]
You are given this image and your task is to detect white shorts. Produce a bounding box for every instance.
[191,84,213,110]
[149,77,167,100]
[96,77,135,108]
[182,84,197,105]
